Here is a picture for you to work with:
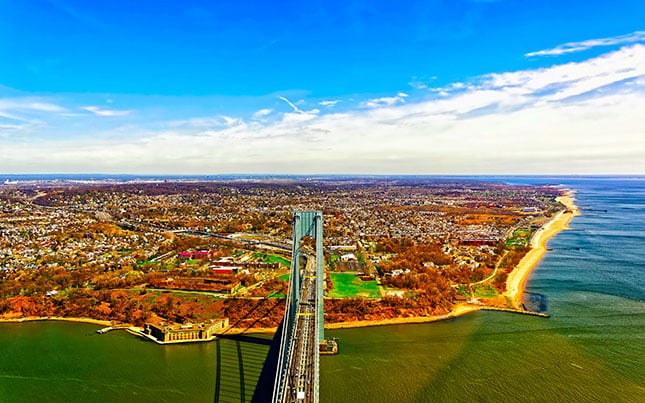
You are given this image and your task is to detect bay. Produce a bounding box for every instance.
[1,177,643,402]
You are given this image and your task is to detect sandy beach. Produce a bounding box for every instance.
[324,304,482,330]
[504,191,580,309]
[0,316,112,326]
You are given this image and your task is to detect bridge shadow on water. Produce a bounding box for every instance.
[213,321,283,403]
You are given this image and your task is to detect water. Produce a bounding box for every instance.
[0,323,271,402]
[1,177,644,402]
[321,177,645,402]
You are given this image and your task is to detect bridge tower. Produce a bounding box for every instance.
[290,211,324,341]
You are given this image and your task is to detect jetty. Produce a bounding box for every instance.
[96,326,129,334]
[480,306,550,318]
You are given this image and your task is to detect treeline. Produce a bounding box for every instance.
[0,289,223,326]
[324,294,453,323]
[221,298,285,329]
[377,240,453,270]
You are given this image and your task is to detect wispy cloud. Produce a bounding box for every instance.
[526,31,645,57]
[319,100,341,107]
[82,106,131,117]
[1,45,643,174]
[0,99,66,114]
[252,108,273,119]
[278,96,319,115]
[361,92,408,108]
[0,98,66,137]
[278,96,301,113]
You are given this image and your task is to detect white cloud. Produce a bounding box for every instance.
[1,45,643,174]
[219,115,240,126]
[252,108,273,119]
[319,100,341,107]
[408,81,428,89]
[483,44,645,102]
[0,99,66,114]
[526,31,645,57]
[82,106,131,117]
[0,98,66,136]
[361,93,408,108]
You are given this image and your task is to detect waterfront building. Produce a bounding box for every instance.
[144,318,229,343]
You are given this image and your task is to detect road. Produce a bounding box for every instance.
[284,255,318,402]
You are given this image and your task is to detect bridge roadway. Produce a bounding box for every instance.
[284,256,318,402]
[272,211,323,403]
[272,253,320,403]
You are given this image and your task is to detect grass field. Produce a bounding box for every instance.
[506,229,531,247]
[513,229,531,237]
[254,253,290,267]
[328,272,381,299]
[472,284,498,299]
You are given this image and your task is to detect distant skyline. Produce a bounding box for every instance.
[1,0,644,174]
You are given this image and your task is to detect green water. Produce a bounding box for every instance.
[321,300,644,402]
[2,179,645,401]
[0,322,270,402]
[1,301,642,403]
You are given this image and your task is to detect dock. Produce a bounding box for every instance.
[96,326,129,334]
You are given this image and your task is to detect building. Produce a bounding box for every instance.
[340,253,357,262]
[144,318,229,343]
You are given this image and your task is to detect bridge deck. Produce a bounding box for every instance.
[272,211,322,403]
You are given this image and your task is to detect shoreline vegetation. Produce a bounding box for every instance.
[0,191,579,336]
[504,191,580,309]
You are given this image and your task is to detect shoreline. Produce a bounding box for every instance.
[504,191,580,309]
[0,316,113,326]
[324,303,483,330]
[0,193,578,334]
[222,305,485,333]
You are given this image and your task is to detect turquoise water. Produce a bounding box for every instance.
[1,177,643,402]
[320,177,645,402]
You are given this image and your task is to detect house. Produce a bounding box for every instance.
[340,253,357,262]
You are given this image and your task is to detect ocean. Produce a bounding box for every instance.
[0,176,643,402]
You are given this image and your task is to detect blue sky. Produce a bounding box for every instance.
[0,0,644,174]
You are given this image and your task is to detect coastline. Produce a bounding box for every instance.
[504,191,580,309]
[0,316,112,326]
[324,304,482,330]
[0,193,579,334]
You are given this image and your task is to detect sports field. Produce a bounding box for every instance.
[328,272,381,299]
[254,253,290,267]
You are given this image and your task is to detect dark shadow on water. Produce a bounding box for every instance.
[237,340,246,402]
[523,292,548,312]
[251,320,284,403]
[219,333,273,346]
[212,321,283,403]
[214,339,222,403]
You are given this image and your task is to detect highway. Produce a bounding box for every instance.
[283,256,318,402]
